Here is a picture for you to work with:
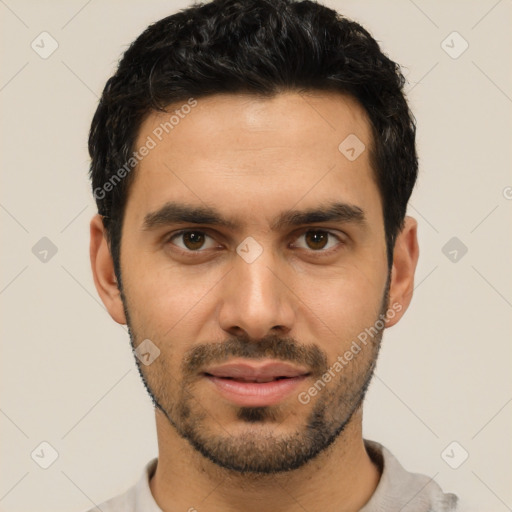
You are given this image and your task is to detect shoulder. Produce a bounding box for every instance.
[81,458,160,512]
[362,440,460,512]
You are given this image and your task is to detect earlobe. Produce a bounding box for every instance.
[89,214,127,325]
[385,216,419,328]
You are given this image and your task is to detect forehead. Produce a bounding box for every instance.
[138,91,371,157]
[125,91,379,227]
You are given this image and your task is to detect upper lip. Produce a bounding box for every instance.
[203,360,310,381]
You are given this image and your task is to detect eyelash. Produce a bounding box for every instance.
[165,229,345,257]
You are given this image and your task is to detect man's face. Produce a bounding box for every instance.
[117,92,391,473]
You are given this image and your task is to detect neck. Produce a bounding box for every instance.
[150,407,381,512]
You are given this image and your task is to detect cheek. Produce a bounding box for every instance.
[121,255,222,336]
[294,265,386,347]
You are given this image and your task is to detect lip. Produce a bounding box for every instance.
[203,360,310,407]
[203,360,310,380]
[205,375,309,407]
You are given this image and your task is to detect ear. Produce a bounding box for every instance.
[89,214,127,325]
[385,216,419,327]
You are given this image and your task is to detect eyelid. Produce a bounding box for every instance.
[166,229,220,252]
[289,228,345,252]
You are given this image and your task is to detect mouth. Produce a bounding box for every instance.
[204,373,304,383]
[202,360,311,407]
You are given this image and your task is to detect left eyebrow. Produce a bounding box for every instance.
[272,202,366,231]
[141,200,366,232]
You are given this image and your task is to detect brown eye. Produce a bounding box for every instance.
[304,230,329,250]
[182,231,205,250]
[169,230,217,252]
[292,229,342,253]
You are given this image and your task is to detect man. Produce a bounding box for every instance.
[87,0,460,510]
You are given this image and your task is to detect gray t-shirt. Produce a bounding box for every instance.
[85,440,461,511]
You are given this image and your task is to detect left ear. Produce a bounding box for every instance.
[385,216,419,327]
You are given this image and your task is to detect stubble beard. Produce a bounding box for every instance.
[122,282,389,475]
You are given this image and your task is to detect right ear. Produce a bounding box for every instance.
[89,214,127,325]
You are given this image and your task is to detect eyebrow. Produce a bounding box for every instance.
[142,200,366,232]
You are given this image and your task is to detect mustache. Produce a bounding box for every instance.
[182,333,328,377]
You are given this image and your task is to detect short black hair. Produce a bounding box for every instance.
[89,0,417,289]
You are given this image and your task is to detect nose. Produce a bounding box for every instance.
[217,246,296,341]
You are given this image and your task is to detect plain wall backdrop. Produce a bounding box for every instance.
[1,1,511,511]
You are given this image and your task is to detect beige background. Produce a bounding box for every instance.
[1,1,511,511]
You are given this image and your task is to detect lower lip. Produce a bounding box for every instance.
[205,375,308,407]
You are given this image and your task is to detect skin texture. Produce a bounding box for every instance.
[90,91,419,512]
